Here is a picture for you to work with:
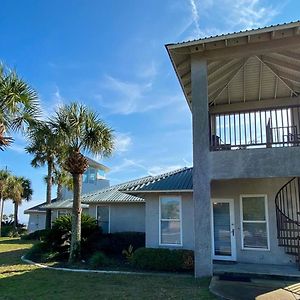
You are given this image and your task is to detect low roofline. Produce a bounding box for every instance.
[24,210,46,214]
[82,200,145,204]
[125,189,193,194]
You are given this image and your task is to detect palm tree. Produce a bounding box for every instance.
[53,167,73,201]
[4,176,23,229]
[17,177,33,228]
[50,102,114,263]
[43,168,73,201]
[0,169,11,236]
[0,64,40,149]
[26,122,62,229]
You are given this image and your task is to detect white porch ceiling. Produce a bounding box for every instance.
[166,21,300,109]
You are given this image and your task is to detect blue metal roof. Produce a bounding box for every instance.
[122,167,193,192]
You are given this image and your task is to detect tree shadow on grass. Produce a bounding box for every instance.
[0,267,215,300]
[0,238,33,245]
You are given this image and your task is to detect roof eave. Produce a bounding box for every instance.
[166,21,300,50]
[165,44,192,110]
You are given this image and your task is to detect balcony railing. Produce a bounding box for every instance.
[210,105,300,151]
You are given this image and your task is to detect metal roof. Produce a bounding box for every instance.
[122,167,193,192]
[27,167,194,211]
[167,21,300,48]
[166,21,300,110]
[41,200,89,210]
[24,202,47,214]
[81,189,144,204]
[24,199,57,214]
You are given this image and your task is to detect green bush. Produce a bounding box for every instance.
[1,224,27,237]
[26,242,50,261]
[21,229,49,241]
[44,214,101,258]
[131,248,194,272]
[93,232,145,256]
[89,251,110,268]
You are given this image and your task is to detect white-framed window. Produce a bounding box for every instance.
[240,195,269,250]
[96,205,110,234]
[159,196,182,246]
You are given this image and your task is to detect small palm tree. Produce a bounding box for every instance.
[0,169,11,236]
[44,168,73,201]
[4,176,22,229]
[50,102,114,263]
[53,168,73,201]
[26,121,63,229]
[0,64,40,150]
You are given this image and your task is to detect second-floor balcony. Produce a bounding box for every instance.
[210,105,300,151]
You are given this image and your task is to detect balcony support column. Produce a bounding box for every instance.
[191,54,212,277]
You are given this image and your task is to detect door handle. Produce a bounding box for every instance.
[231,229,235,236]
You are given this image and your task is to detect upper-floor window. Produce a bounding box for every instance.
[159,196,182,246]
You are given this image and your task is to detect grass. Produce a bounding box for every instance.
[0,237,216,299]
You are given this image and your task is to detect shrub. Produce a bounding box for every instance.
[94,232,145,256]
[44,214,101,258]
[1,223,27,237]
[131,248,194,272]
[21,229,49,241]
[89,251,110,268]
[26,242,50,261]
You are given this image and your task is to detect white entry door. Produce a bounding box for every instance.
[211,199,236,261]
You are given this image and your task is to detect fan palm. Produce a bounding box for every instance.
[0,169,11,236]
[26,121,63,229]
[50,102,114,263]
[4,176,22,229]
[53,168,73,201]
[0,64,40,150]
[44,168,73,201]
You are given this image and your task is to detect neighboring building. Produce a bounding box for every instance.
[25,159,110,233]
[166,21,300,277]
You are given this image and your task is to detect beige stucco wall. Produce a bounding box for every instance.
[211,177,295,265]
[144,177,296,265]
[144,193,194,250]
[89,203,145,233]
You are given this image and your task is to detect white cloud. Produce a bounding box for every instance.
[41,86,65,119]
[147,164,184,176]
[178,0,281,41]
[137,61,158,80]
[114,133,132,153]
[99,75,179,115]
[109,158,148,174]
[10,143,25,154]
[189,0,201,36]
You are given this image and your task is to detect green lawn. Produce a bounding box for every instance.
[0,238,215,299]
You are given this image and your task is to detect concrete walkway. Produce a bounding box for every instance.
[214,262,300,279]
[210,276,300,300]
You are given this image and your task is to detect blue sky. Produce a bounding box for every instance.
[0,0,298,222]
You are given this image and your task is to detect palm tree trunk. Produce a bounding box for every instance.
[45,160,53,229]
[69,173,82,263]
[13,202,18,230]
[0,194,3,237]
[57,182,63,201]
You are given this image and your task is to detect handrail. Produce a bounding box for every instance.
[275,177,300,265]
[275,177,299,225]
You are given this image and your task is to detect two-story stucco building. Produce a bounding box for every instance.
[165,21,300,277]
